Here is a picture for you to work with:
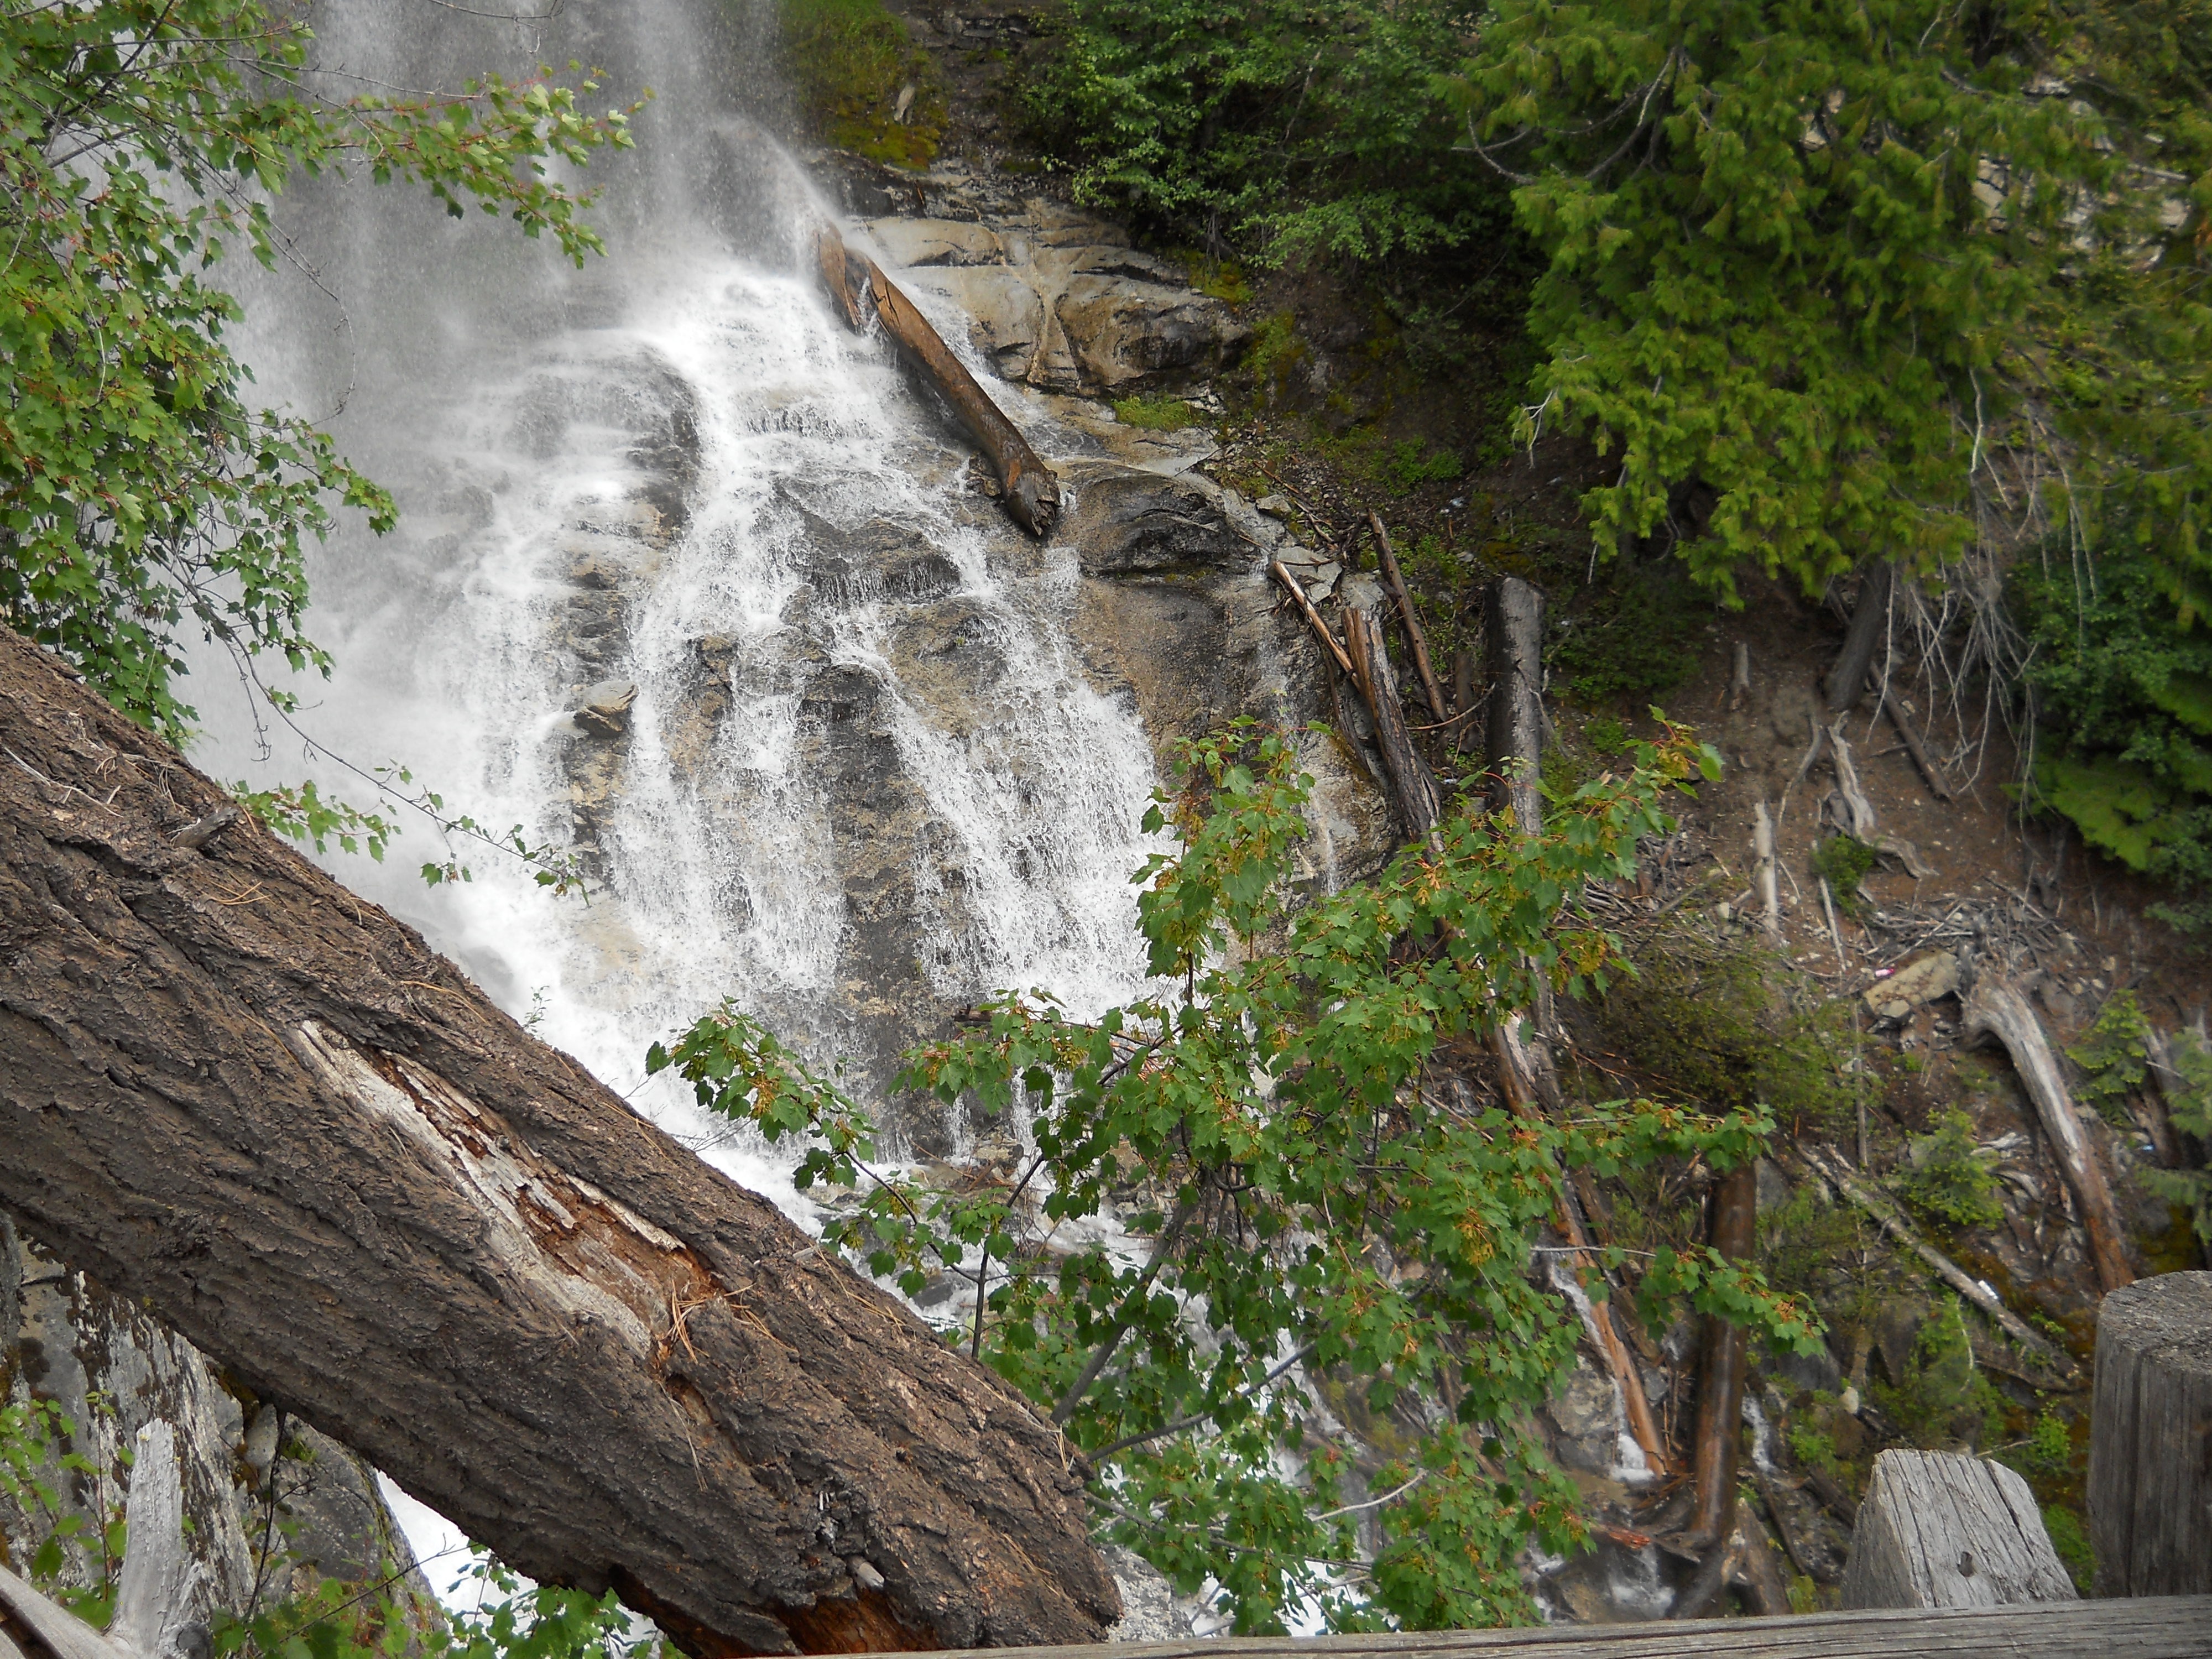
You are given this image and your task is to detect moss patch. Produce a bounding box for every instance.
[779,0,946,168]
[1112,393,1201,431]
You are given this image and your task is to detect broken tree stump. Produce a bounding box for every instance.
[1840,1449,2075,1609]
[2089,1270,2212,1597]
[1962,977,2136,1295]
[0,628,1115,1656]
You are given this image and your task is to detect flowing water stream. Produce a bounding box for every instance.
[203,2,1162,1226]
[196,0,1171,1585]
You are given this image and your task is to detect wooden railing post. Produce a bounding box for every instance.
[1840,1449,2075,1608]
[2089,1270,2212,1597]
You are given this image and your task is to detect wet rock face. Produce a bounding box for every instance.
[817,156,1248,398]
[1057,462,1397,891]
[0,1214,422,1619]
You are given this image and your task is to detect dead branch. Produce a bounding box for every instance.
[1962,978,2135,1294]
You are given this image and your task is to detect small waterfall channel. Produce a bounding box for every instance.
[205,1,1165,1187]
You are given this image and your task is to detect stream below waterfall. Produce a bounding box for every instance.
[201,0,1167,1213]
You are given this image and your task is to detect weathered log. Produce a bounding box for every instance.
[1825,722,1877,841]
[2137,1029,2192,1170]
[1752,801,1781,941]
[1,1421,194,1659]
[1823,562,1894,713]
[1367,513,1448,722]
[1729,643,1751,713]
[1840,1449,2075,1609]
[1270,560,1357,678]
[1795,1145,2078,1379]
[814,228,1059,538]
[0,629,1115,1656]
[1734,1515,1794,1618]
[1688,1163,1757,1547]
[2088,1270,2212,1597]
[1343,605,1442,843]
[1961,979,2136,1294]
[1485,577,1546,834]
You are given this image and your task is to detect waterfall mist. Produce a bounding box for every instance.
[199,0,1164,1201]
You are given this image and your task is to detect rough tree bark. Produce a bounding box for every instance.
[1485,578,1545,833]
[1688,1164,1756,1549]
[0,629,1116,1656]
[814,229,1059,538]
[1823,561,1894,713]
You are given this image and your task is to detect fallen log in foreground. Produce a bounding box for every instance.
[0,628,1116,1656]
[815,229,1060,538]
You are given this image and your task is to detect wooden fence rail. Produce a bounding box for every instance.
[852,1598,2212,1659]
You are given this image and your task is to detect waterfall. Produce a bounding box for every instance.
[201,0,1165,1193]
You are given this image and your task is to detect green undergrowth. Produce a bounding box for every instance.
[778,0,944,167]
[1551,555,1712,706]
[1589,926,1861,1139]
[1892,1108,2004,1230]
[1809,834,1879,919]
[1112,393,1200,430]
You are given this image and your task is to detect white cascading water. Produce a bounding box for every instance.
[203,3,1163,1193]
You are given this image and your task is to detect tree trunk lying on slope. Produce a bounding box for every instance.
[0,628,1115,1657]
[814,229,1060,538]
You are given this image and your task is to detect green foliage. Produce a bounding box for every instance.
[1,1395,643,1659]
[2068,989,2152,1126]
[0,1396,126,1624]
[779,0,943,168]
[0,1,641,740]
[1809,836,1878,920]
[1112,394,1202,431]
[1450,1,2212,604]
[1894,1109,2004,1231]
[1870,1297,2005,1451]
[1552,558,1707,705]
[215,1552,640,1659]
[1028,0,1525,264]
[2016,546,2212,926]
[1593,928,1856,1135]
[2141,1028,2212,1246]
[1786,1420,1839,1479]
[651,719,1820,1633]
[1582,717,1629,756]
[2041,1502,2096,1595]
[235,762,589,897]
[1381,441,1463,495]
[2014,1410,2077,1478]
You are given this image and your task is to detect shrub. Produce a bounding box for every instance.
[2068,989,2151,1128]
[1894,1109,2004,1230]
[1809,835,1879,918]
